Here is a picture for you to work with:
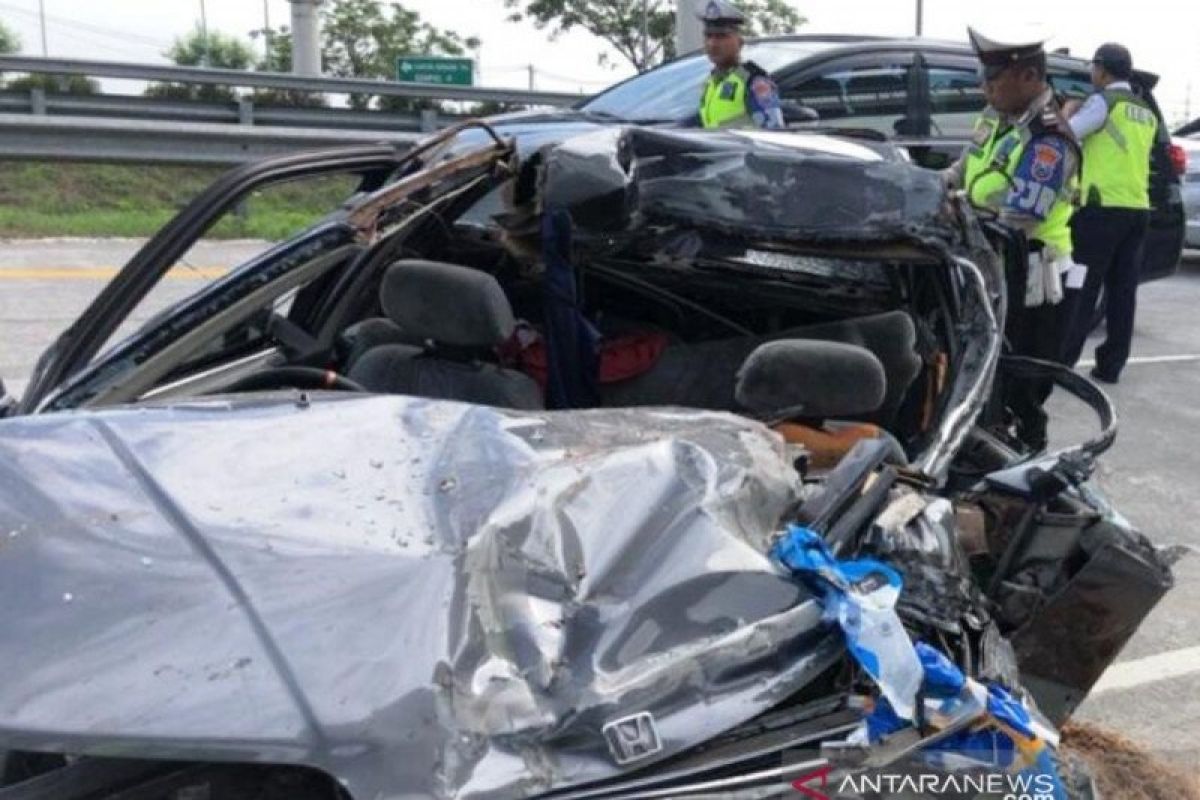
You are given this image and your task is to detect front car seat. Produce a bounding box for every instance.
[348,260,543,410]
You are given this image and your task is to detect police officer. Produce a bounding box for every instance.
[694,0,784,130]
[944,27,1081,449]
[1060,44,1158,384]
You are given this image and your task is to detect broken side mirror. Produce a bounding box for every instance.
[780,99,820,126]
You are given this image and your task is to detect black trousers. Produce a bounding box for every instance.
[1005,299,1065,450]
[1061,206,1150,378]
[999,243,1068,450]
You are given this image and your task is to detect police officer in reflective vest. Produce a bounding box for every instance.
[1060,44,1158,384]
[944,27,1081,449]
[694,1,784,130]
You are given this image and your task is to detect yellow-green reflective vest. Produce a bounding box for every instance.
[1080,89,1158,210]
[962,109,1075,257]
[700,67,751,129]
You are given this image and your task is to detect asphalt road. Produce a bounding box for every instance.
[2,239,1200,768]
[0,239,272,398]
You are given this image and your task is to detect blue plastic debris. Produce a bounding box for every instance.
[987,684,1038,742]
[772,525,923,720]
[914,641,966,697]
[773,526,1067,798]
[861,698,907,743]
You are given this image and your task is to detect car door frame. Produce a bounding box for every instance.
[898,48,983,169]
[773,48,923,138]
[18,146,408,414]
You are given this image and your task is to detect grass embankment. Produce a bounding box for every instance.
[0,162,357,240]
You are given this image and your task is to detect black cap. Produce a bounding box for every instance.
[1093,43,1133,78]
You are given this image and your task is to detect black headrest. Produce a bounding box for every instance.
[735,340,887,419]
[380,260,515,348]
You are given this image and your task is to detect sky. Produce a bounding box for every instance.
[0,0,1197,125]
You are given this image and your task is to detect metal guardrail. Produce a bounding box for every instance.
[0,56,584,106]
[0,113,423,166]
[0,56,589,164]
[0,91,467,134]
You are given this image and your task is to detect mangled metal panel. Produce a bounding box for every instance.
[0,394,842,799]
[535,127,947,244]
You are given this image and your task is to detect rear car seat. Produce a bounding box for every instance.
[601,310,922,427]
[348,260,544,410]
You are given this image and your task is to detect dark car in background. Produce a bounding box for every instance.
[1175,133,1200,248]
[579,35,1188,281]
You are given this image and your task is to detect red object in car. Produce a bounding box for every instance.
[500,328,670,391]
[1168,142,1188,177]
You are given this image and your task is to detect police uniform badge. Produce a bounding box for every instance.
[1030,142,1064,182]
[720,81,737,100]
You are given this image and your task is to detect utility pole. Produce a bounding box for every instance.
[199,0,209,66]
[263,0,272,55]
[251,0,273,63]
[915,0,924,37]
[675,0,702,57]
[527,64,535,91]
[38,0,48,56]
[289,0,323,76]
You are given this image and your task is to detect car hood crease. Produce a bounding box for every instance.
[0,394,839,799]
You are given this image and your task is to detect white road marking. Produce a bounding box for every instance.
[1091,645,1200,695]
[1078,354,1200,368]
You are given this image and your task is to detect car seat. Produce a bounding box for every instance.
[348,260,543,410]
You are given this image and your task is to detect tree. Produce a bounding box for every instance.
[6,74,99,95]
[0,17,18,87]
[503,0,804,72]
[251,27,327,108]
[0,18,19,55]
[146,26,256,103]
[319,0,480,110]
[0,20,96,94]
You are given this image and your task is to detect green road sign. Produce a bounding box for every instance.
[396,56,475,86]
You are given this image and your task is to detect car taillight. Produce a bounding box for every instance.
[1168,143,1188,177]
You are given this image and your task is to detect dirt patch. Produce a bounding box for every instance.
[1062,721,1200,799]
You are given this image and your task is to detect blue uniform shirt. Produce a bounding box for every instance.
[1004,132,1071,221]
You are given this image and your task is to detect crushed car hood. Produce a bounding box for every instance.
[0,394,842,799]
[528,127,946,245]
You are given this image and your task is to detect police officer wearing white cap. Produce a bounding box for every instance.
[1059,43,1158,384]
[693,0,784,130]
[944,26,1081,449]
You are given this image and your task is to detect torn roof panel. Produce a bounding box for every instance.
[534,127,949,245]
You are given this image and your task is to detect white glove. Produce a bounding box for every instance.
[1025,252,1046,308]
[1043,254,1066,306]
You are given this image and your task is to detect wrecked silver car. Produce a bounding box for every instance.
[0,122,1175,799]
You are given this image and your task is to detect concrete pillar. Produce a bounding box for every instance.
[30,88,47,116]
[290,0,323,76]
[675,0,703,57]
